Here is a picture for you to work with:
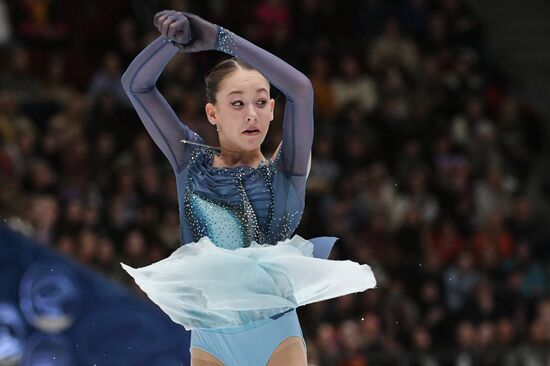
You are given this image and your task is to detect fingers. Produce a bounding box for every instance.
[161,12,178,37]
[154,10,183,38]
[168,17,191,44]
[160,17,171,37]
[153,10,171,28]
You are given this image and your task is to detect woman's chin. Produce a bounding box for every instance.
[239,135,264,149]
[242,143,262,151]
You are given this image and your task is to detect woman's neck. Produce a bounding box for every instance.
[214,148,265,168]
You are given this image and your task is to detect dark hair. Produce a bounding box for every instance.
[204,57,257,104]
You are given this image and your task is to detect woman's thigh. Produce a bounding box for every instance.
[191,348,224,366]
[267,336,307,366]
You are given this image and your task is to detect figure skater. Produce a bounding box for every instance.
[120,10,376,366]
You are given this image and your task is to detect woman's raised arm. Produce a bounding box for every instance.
[121,35,203,173]
[220,30,314,179]
[164,11,314,180]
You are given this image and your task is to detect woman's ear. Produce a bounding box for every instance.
[205,103,218,125]
[269,98,275,122]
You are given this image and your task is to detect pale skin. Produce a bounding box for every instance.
[192,67,308,365]
[205,67,276,169]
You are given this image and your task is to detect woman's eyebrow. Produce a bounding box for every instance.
[226,88,269,96]
[227,90,243,96]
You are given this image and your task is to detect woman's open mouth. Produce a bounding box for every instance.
[242,129,260,136]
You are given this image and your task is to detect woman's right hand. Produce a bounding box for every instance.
[153,10,219,53]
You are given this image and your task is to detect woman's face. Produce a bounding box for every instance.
[206,68,274,152]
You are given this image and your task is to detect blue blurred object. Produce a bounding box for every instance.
[0,223,190,366]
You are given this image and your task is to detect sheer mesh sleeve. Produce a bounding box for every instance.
[215,28,314,180]
[121,36,203,173]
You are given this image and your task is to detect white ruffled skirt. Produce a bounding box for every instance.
[120,235,376,330]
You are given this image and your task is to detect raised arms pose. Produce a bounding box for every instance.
[120,11,375,366]
[121,11,312,196]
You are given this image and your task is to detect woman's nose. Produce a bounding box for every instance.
[246,105,258,121]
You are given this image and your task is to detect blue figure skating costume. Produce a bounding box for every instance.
[120,14,376,365]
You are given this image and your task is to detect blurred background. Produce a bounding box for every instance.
[1,0,550,365]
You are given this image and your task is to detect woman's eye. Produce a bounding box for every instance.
[231,101,243,107]
[257,99,267,106]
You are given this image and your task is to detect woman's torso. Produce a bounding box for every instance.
[175,146,306,249]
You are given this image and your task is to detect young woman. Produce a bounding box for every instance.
[120,10,376,366]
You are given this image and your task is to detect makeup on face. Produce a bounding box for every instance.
[214,69,273,148]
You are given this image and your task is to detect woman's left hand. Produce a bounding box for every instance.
[154,10,219,53]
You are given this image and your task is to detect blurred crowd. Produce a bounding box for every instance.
[1,0,550,365]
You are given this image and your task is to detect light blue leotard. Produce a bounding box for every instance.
[121,25,325,365]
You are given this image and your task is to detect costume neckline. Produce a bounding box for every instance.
[204,149,277,173]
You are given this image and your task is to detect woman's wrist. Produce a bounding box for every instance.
[214,26,238,56]
[171,25,238,55]
[168,37,188,52]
